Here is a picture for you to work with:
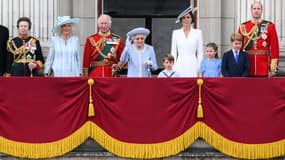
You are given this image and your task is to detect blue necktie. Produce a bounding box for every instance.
[234,51,239,63]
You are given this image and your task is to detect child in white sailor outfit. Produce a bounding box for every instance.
[158,54,180,78]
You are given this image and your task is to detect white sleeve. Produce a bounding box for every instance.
[44,37,55,74]
[197,30,204,71]
[170,30,178,62]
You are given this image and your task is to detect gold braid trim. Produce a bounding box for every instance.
[89,35,120,60]
[239,23,258,49]
[7,38,38,63]
[88,37,107,58]
[7,38,36,55]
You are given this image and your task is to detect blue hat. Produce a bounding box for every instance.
[127,27,150,40]
[52,16,80,34]
[175,6,197,23]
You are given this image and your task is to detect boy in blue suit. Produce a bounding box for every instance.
[222,33,250,77]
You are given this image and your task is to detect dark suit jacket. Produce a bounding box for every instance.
[221,50,250,77]
[0,25,9,75]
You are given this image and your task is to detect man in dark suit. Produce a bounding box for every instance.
[0,25,9,76]
[222,33,250,77]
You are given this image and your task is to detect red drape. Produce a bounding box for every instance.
[0,77,89,143]
[202,78,285,143]
[0,77,285,159]
[91,78,198,143]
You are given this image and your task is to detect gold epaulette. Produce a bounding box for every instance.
[243,20,251,24]
[111,33,121,38]
[30,36,39,41]
[88,34,97,39]
[7,39,25,55]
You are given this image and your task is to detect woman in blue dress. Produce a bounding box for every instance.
[44,16,81,77]
[120,27,158,77]
[198,42,222,77]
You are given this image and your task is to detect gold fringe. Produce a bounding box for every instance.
[90,121,285,159]
[88,79,95,117]
[198,122,285,159]
[1,121,285,159]
[89,122,200,159]
[196,79,204,118]
[0,122,90,159]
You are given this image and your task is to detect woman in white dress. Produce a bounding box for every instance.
[44,16,82,77]
[171,6,203,77]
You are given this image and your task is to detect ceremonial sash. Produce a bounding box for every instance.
[241,21,270,50]
[89,34,119,61]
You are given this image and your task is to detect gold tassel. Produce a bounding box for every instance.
[197,104,203,118]
[88,104,95,117]
[196,79,204,118]
[88,79,95,117]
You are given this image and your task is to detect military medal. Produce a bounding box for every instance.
[27,54,32,59]
[260,26,264,32]
[107,52,112,58]
[262,33,267,40]
[106,38,118,44]
[254,40,257,50]
[262,41,267,47]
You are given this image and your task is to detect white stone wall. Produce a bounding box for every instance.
[1,0,284,69]
[199,0,284,56]
[0,0,57,49]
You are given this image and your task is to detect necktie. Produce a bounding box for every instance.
[234,51,239,63]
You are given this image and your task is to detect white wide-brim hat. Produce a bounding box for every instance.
[175,6,198,23]
[52,16,80,34]
[127,27,150,40]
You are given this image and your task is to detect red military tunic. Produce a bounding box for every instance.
[238,20,279,76]
[83,31,124,77]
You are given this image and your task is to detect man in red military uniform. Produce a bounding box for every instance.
[238,1,279,77]
[83,14,124,77]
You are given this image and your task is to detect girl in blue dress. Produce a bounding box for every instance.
[198,42,222,77]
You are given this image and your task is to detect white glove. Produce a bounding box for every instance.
[125,36,131,47]
[144,60,153,66]
[28,62,37,71]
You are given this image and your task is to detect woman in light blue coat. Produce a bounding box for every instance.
[44,16,82,77]
[120,27,158,77]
